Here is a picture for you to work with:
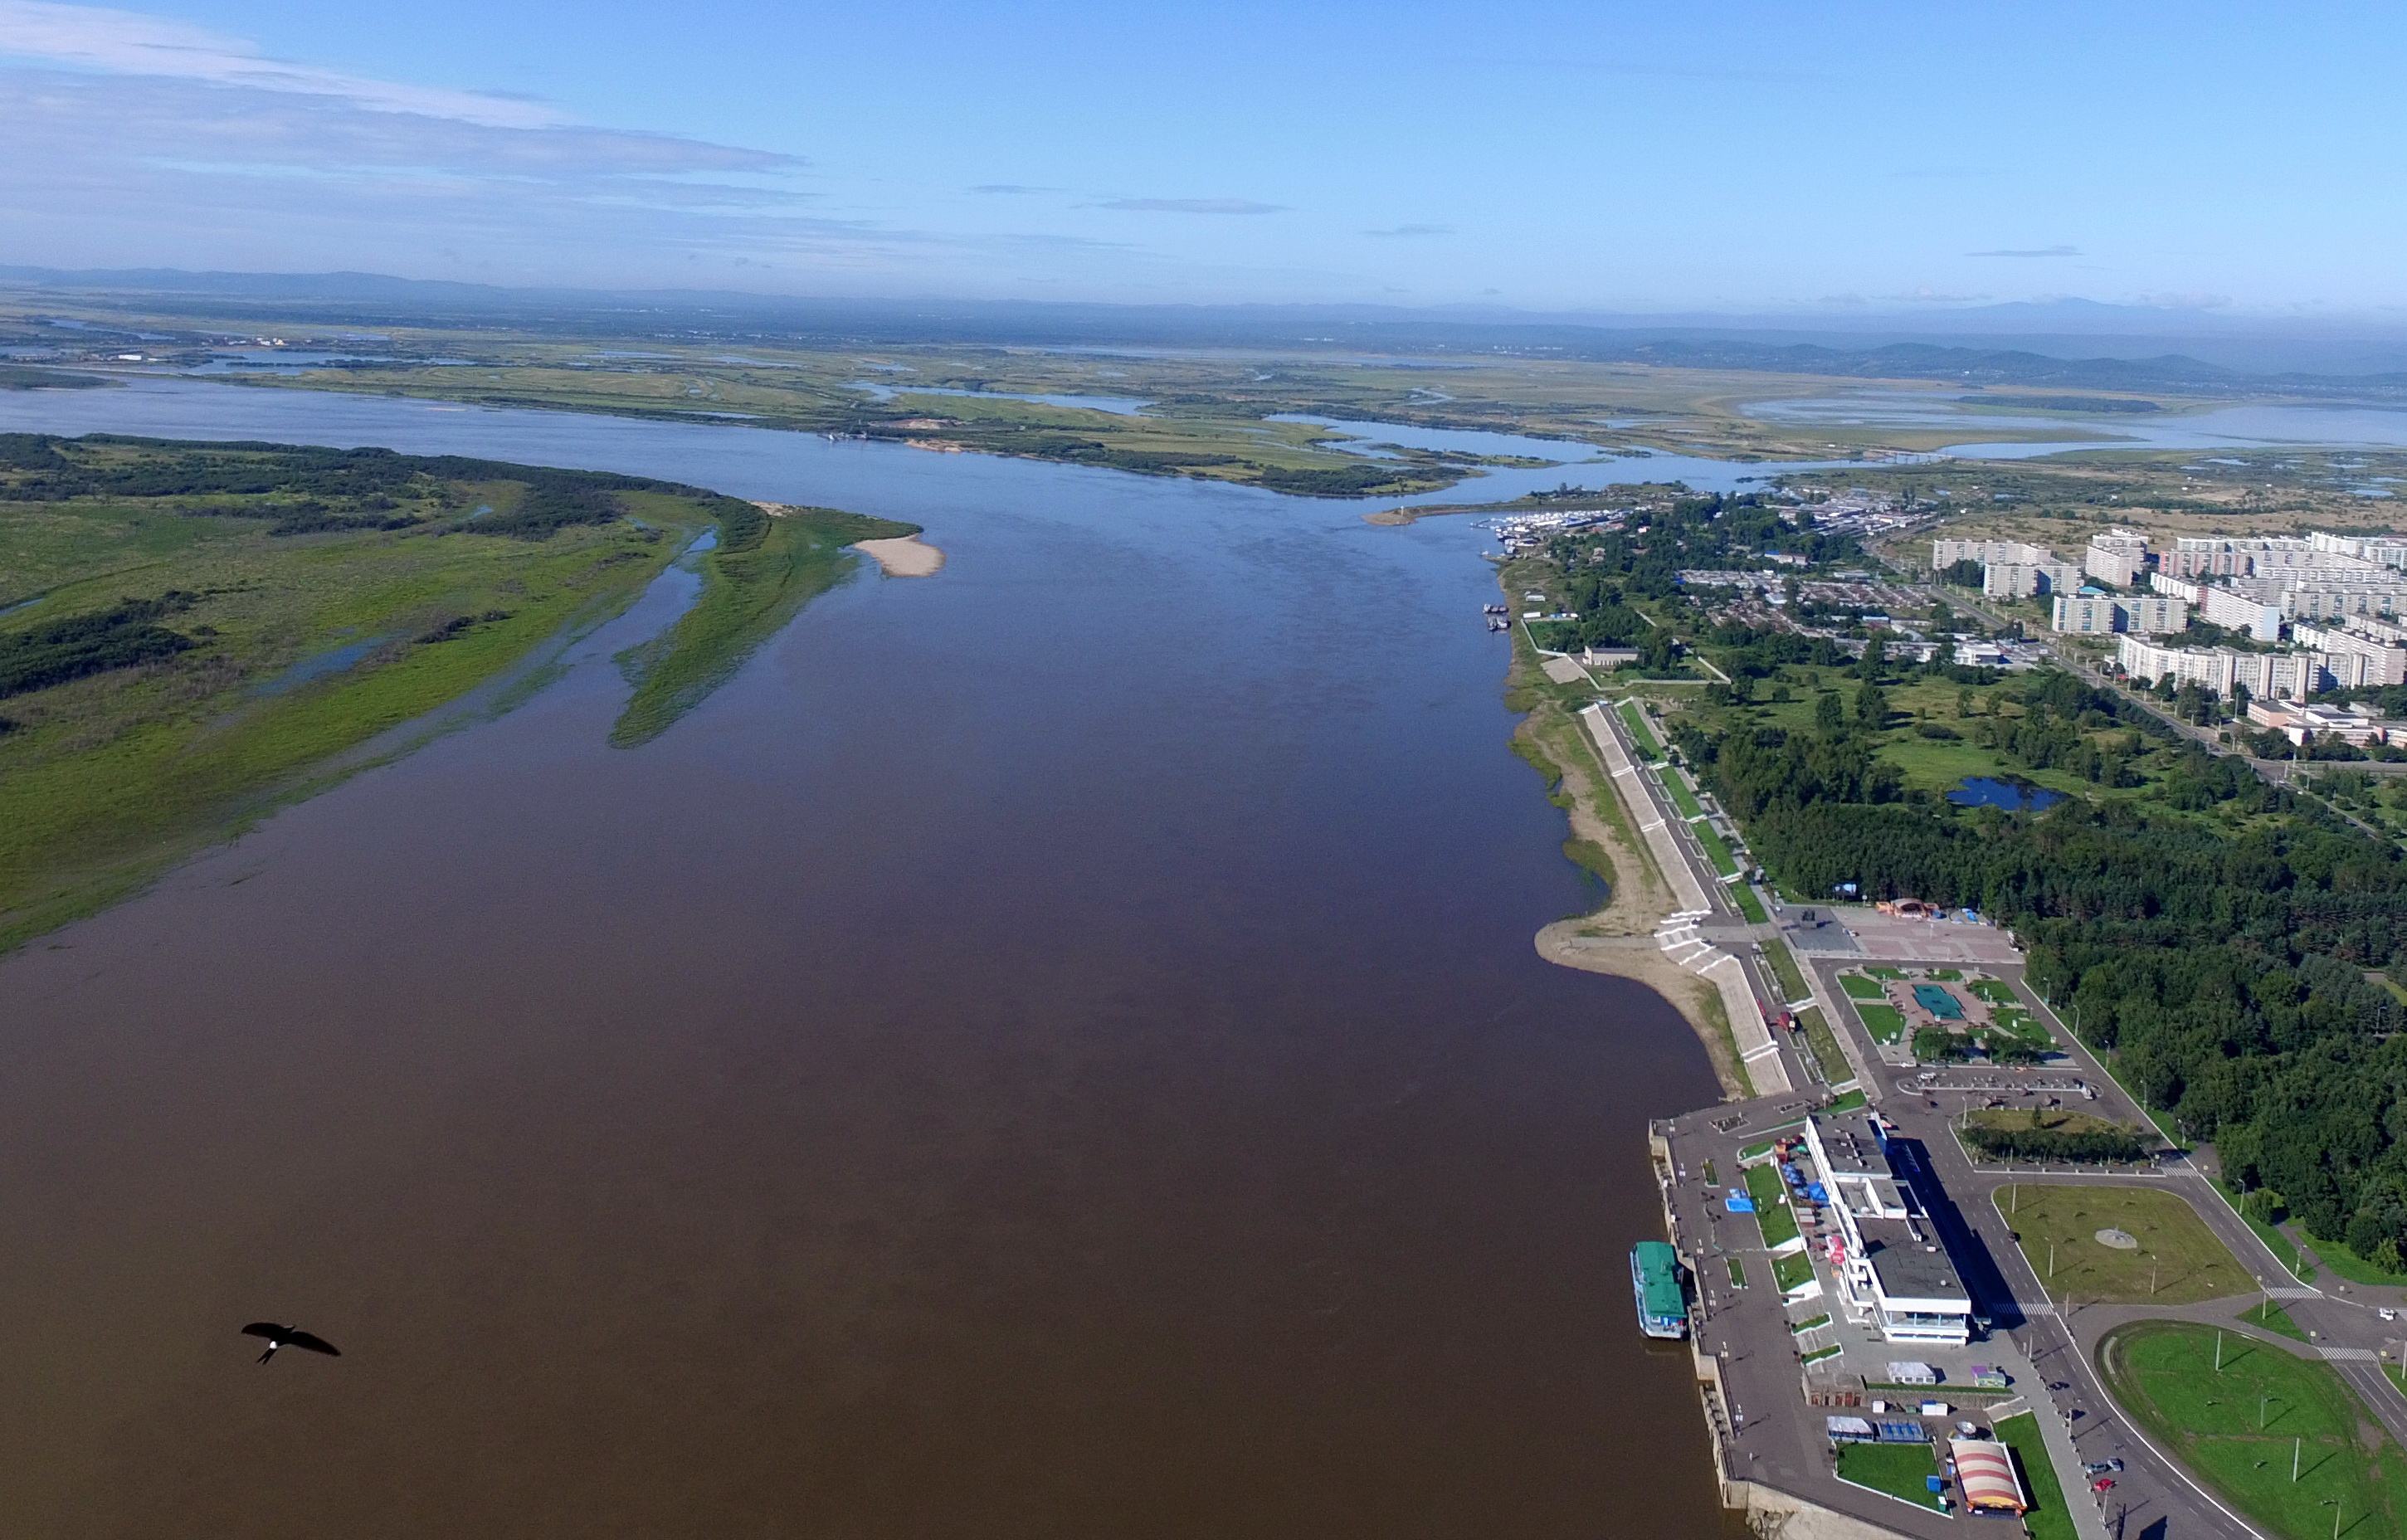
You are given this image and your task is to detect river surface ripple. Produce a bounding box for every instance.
[0,380,1742,1538]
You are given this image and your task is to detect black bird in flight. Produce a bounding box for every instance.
[241,1323,341,1364]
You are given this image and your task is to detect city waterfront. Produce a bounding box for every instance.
[0,383,1744,1538]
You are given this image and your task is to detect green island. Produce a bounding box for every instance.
[0,433,900,949]
[2101,1321,2407,1540]
[609,501,914,747]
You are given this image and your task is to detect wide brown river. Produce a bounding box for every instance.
[0,381,1745,1538]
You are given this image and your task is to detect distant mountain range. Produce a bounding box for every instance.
[7,264,2407,394]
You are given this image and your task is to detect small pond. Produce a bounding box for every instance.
[1947,777,2065,811]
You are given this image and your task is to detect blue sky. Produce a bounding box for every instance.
[2,0,2402,313]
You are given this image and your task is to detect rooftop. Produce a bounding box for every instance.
[1860,1219,1971,1305]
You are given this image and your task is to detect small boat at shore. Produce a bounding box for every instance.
[1631,1240,1688,1339]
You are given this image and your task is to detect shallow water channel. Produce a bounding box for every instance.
[0,379,1746,1538]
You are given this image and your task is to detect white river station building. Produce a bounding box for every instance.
[1800,1113,1976,1346]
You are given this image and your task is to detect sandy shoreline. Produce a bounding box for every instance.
[854,534,946,577]
[1513,677,1750,1099]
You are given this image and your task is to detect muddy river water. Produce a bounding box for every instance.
[0,381,1742,1538]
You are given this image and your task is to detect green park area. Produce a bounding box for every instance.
[2243,1298,2311,1342]
[1840,972,1887,1000]
[1619,700,1662,759]
[1991,1412,2078,1540]
[1834,1441,1942,1511]
[1764,940,1810,1002]
[1661,768,1705,820]
[1995,1185,2253,1304]
[1747,1161,1799,1250]
[1797,1007,1852,1084]
[1729,877,1767,923]
[1858,1003,1908,1045]
[2100,1321,2407,1540]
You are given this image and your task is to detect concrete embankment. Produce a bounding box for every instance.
[1577,704,1791,1095]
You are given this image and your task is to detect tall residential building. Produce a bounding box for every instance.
[2085,529,2151,587]
[1983,561,2083,598]
[2199,587,2284,641]
[2117,636,2331,697]
[1933,538,2055,569]
[2053,595,2188,635]
[2292,624,2407,686]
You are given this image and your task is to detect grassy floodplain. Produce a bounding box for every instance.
[0,435,879,948]
[611,503,915,747]
[1993,1185,2254,1304]
[2101,1321,2407,1540]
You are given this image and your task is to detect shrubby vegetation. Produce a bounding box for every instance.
[0,592,198,697]
[1963,1124,2151,1163]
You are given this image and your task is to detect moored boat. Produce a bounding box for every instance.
[1631,1240,1688,1339]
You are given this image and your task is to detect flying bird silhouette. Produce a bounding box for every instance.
[241,1323,341,1364]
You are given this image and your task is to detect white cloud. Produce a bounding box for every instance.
[0,0,563,126]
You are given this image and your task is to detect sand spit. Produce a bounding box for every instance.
[855,535,946,577]
[1513,689,1751,1100]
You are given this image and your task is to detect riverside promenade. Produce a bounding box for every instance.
[1578,702,1794,1096]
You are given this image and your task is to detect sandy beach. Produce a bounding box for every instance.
[855,534,946,577]
[1513,683,1750,1099]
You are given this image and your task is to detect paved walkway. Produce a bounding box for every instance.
[1581,704,1794,1094]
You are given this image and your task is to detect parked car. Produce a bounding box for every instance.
[2084,1460,2124,1475]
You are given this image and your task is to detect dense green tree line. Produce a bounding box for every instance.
[0,434,725,541]
[1675,663,2407,1263]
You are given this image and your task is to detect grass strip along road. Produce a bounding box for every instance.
[1991,1412,2078,1540]
[2101,1321,2407,1540]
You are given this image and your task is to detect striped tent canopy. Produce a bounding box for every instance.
[1948,1439,2029,1514]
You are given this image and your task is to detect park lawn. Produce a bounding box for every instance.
[1867,966,1908,980]
[1995,1185,2254,1304]
[2239,1209,2314,1283]
[1771,1251,1816,1294]
[2242,1299,2311,1342]
[1840,973,1888,1001]
[1764,940,1810,1003]
[2302,1233,2407,1289]
[1694,821,1741,875]
[2100,1320,2407,1540]
[1799,1007,1853,1084]
[1834,1441,1942,1510]
[1727,1257,1747,1287]
[1747,1162,1800,1250]
[1992,1412,2078,1540]
[1731,880,1768,923]
[1825,1089,1867,1113]
[1971,977,2019,1005]
[1928,967,1962,981]
[1859,1003,1908,1045]
[1661,768,1705,820]
[1619,700,1663,759]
